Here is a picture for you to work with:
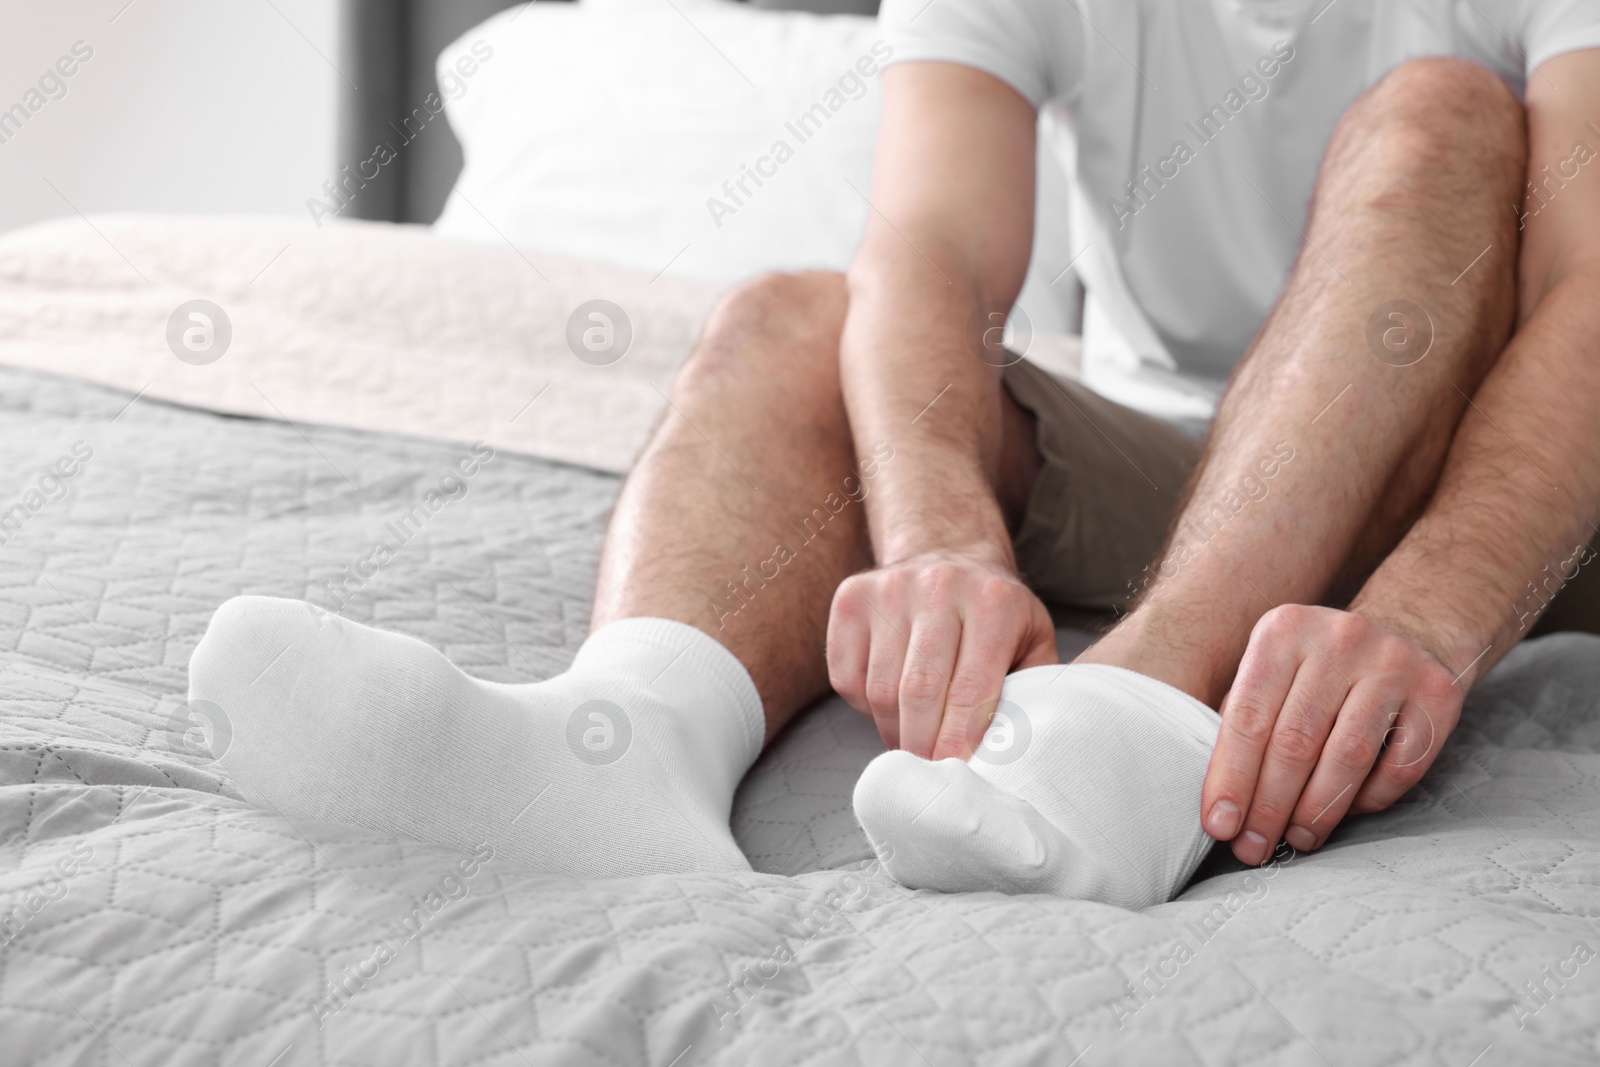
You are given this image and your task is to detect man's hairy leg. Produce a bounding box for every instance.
[592,270,873,738]
[1080,57,1525,863]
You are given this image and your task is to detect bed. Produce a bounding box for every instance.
[3,4,1600,1065]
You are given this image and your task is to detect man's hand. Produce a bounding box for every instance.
[827,552,1057,760]
[1200,605,1463,866]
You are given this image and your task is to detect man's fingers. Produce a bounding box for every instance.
[1014,603,1061,671]
[1234,661,1349,865]
[898,616,960,759]
[1203,618,1300,843]
[928,617,1014,760]
[1353,649,1458,813]
[861,606,911,749]
[1283,683,1401,851]
[1352,700,1447,812]
[825,578,872,715]
[927,595,1055,759]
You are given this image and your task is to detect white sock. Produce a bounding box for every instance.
[853,664,1219,908]
[188,596,765,878]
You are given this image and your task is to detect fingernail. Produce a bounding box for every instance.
[1239,830,1269,864]
[1284,825,1316,851]
[1206,799,1242,839]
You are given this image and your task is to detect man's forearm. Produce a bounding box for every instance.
[839,238,1020,569]
[1351,274,1600,686]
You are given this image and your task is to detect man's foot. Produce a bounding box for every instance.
[188,597,765,877]
[852,664,1219,908]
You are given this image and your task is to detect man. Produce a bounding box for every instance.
[191,1,1600,908]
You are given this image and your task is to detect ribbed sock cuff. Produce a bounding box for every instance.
[576,616,766,766]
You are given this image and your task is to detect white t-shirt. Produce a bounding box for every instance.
[880,0,1600,421]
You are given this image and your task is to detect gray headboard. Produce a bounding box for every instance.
[338,0,881,225]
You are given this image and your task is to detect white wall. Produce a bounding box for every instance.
[0,0,340,236]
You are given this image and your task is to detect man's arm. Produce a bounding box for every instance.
[826,61,1057,758]
[1199,50,1600,860]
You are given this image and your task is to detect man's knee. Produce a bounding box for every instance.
[1331,56,1525,208]
[687,270,847,380]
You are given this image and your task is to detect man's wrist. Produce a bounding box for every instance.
[880,534,1018,575]
[863,445,1019,574]
[1347,590,1489,688]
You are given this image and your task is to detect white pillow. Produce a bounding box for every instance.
[434,2,1079,334]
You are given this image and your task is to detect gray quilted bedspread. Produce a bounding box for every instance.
[2,366,1599,1067]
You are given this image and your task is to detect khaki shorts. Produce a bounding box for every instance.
[1002,358,1199,616]
[1001,358,1600,637]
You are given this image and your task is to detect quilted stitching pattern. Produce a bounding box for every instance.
[0,367,1597,1065]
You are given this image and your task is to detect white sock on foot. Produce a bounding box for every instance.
[852,664,1219,908]
[188,596,765,877]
